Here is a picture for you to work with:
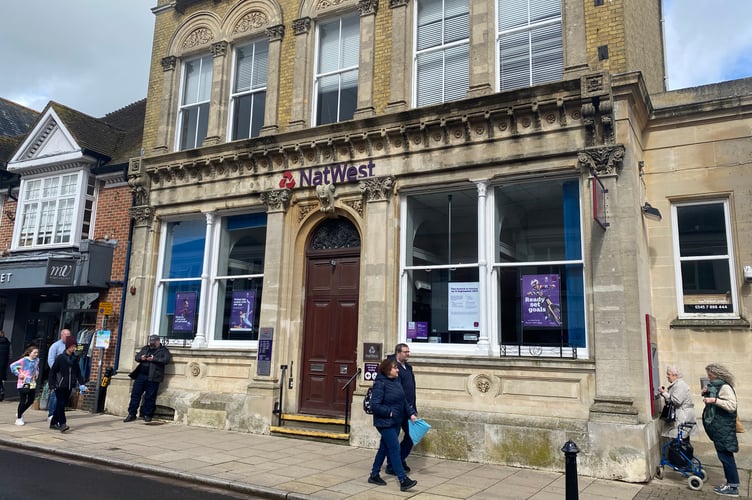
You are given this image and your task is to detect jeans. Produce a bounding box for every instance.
[17,387,36,418]
[716,449,739,485]
[51,387,71,426]
[127,373,160,417]
[386,417,414,468]
[48,383,57,417]
[371,424,407,480]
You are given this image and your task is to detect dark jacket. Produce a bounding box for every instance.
[371,372,416,429]
[49,352,86,391]
[387,353,417,411]
[702,378,738,453]
[0,336,10,374]
[129,344,171,383]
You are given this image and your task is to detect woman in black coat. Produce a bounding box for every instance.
[48,336,87,433]
[367,358,418,492]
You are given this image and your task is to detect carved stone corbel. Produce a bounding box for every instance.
[129,206,154,227]
[316,183,337,215]
[360,175,394,202]
[260,188,292,213]
[577,145,625,177]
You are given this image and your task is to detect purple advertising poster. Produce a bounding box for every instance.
[407,321,428,340]
[521,274,562,327]
[230,290,256,331]
[173,292,196,332]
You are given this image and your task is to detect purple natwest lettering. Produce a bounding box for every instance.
[299,160,375,187]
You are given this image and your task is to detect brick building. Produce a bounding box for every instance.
[106,0,752,482]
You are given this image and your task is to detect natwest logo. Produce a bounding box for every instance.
[278,160,376,189]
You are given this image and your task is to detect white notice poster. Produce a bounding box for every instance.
[448,282,480,331]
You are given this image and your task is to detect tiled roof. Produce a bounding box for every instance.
[0,98,39,138]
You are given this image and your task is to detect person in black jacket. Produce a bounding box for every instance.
[385,343,417,475]
[124,335,171,423]
[367,358,418,492]
[0,330,10,401]
[48,336,87,433]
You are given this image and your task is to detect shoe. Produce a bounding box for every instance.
[59,424,70,433]
[50,423,61,430]
[123,414,137,423]
[399,477,417,492]
[385,465,395,475]
[14,418,24,426]
[402,461,411,473]
[368,474,387,486]
[713,484,739,497]
[143,415,152,422]
[47,415,53,422]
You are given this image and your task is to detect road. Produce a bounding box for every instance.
[0,444,255,500]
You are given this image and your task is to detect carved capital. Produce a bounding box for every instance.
[360,175,394,202]
[358,0,379,16]
[260,189,292,212]
[161,56,177,72]
[577,145,625,176]
[129,206,154,227]
[266,24,285,42]
[292,17,311,35]
[211,41,228,58]
[389,0,408,7]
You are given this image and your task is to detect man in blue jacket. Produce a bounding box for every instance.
[385,343,417,475]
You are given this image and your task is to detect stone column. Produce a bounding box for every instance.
[260,25,284,136]
[288,18,312,130]
[474,180,491,353]
[155,56,178,153]
[386,0,409,112]
[354,0,378,119]
[466,0,494,98]
[191,211,215,348]
[202,41,230,146]
[562,0,589,79]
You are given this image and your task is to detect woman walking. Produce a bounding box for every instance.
[702,363,740,497]
[9,345,40,425]
[367,358,418,492]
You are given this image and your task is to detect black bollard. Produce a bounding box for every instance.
[561,440,580,500]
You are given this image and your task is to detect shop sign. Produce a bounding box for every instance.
[278,160,376,189]
[45,258,76,285]
[363,342,382,362]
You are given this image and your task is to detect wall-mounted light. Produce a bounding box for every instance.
[641,202,662,221]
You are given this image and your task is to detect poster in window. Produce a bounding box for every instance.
[407,321,428,340]
[448,282,480,331]
[522,274,562,327]
[230,290,256,331]
[173,292,196,332]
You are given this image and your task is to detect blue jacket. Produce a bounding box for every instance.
[387,354,417,411]
[371,372,416,429]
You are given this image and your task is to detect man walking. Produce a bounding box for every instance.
[0,330,10,401]
[124,335,171,422]
[385,343,417,475]
[46,329,71,420]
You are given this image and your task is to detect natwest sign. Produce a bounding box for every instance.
[279,160,376,189]
[46,258,76,286]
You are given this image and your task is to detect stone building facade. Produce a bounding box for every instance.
[105,0,752,482]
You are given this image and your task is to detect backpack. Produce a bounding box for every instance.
[363,387,374,414]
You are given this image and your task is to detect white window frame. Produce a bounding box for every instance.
[413,0,470,107]
[12,170,92,250]
[671,199,739,319]
[312,13,360,126]
[176,54,213,151]
[228,39,269,141]
[496,0,563,92]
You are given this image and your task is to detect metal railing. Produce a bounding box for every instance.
[341,368,362,433]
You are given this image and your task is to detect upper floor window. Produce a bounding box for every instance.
[672,200,738,318]
[15,171,94,249]
[415,0,470,107]
[314,14,360,125]
[229,40,268,140]
[178,54,212,150]
[497,0,562,91]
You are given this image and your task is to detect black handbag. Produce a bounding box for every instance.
[660,400,676,422]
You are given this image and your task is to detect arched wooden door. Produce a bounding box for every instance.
[299,218,360,416]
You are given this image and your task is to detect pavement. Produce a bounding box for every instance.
[0,401,749,499]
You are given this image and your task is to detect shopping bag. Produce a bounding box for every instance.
[408,418,431,445]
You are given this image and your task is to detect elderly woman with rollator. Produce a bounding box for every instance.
[658,365,698,442]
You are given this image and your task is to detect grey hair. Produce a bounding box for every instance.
[665,365,682,378]
[705,363,735,388]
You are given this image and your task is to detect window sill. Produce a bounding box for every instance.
[670,317,750,329]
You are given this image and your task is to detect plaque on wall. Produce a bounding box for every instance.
[256,327,273,376]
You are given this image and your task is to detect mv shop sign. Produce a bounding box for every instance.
[45,258,76,286]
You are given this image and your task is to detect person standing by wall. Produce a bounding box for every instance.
[368,358,418,492]
[124,335,171,423]
[0,330,11,401]
[9,345,40,425]
[657,365,698,441]
[48,336,87,433]
[385,343,417,475]
[46,329,72,421]
[702,363,740,497]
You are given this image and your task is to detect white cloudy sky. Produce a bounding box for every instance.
[0,0,750,118]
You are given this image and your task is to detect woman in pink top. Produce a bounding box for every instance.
[9,345,40,426]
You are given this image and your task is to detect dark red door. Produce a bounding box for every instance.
[299,252,360,416]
